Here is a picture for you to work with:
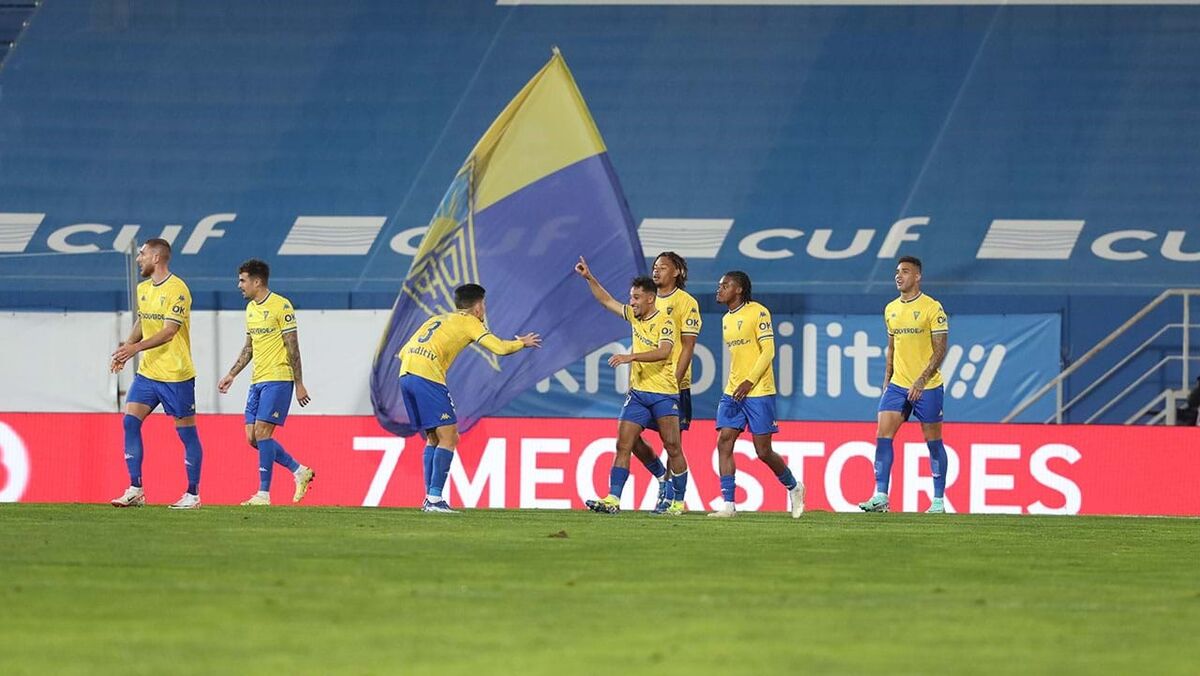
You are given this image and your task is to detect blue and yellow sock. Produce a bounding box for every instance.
[670,471,688,502]
[422,445,436,494]
[720,474,736,503]
[176,425,202,495]
[272,442,300,473]
[256,437,279,492]
[429,448,454,500]
[776,467,798,490]
[608,466,630,499]
[640,457,667,480]
[122,414,144,488]
[874,437,895,494]
[927,439,948,498]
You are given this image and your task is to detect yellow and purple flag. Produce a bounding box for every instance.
[372,50,645,436]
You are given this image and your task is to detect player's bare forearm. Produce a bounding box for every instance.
[283,331,303,384]
[584,276,624,316]
[124,318,143,346]
[226,337,253,378]
[134,322,180,352]
[919,333,948,381]
[675,335,697,384]
[631,342,673,363]
[882,336,895,389]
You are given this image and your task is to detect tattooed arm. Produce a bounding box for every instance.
[283,331,311,406]
[217,335,254,394]
[908,332,948,403]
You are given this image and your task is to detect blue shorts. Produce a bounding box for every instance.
[878,382,945,423]
[245,381,294,426]
[127,374,196,419]
[399,374,457,431]
[716,394,779,436]
[619,389,680,430]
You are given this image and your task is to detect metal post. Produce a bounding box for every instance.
[1055,381,1063,424]
[1183,293,1190,391]
[1165,389,1177,426]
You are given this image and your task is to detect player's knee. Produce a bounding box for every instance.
[753,444,774,460]
[122,414,142,434]
[439,429,459,450]
[246,435,258,449]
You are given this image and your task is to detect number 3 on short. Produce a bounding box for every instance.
[417,320,442,343]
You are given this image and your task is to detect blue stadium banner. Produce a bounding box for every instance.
[502,313,1061,424]
[371,50,645,436]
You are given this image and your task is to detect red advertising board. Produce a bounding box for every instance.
[0,413,1193,515]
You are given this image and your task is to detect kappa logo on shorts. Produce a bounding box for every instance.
[272,411,279,418]
[440,413,451,420]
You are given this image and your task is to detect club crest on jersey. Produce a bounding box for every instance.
[913,311,921,320]
[666,307,673,314]
[400,163,499,372]
[262,311,270,319]
[737,321,743,330]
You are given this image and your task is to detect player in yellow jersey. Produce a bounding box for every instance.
[216,259,317,506]
[575,256,689,516]
[859,256,950,514]
[638,251,701,513]
[397,284,540,513]
[710,271,805,519]
[108,239,205,510]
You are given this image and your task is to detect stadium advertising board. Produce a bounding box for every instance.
[506,313,1059,423]
[0,414,1192,516]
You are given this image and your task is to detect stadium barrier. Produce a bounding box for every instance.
[0,414,1192,516]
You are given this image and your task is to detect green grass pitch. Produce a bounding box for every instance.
[1,505,1197,675]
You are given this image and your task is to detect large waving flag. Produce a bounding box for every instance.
[372,49,646,436]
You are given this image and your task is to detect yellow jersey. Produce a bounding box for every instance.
[623,305,678,395]
[398,311,523,385]
[884,292,949,389]
[655,288,702,389]
[722,301,776,397]
[245,292,298,384]
[135,274,195,382]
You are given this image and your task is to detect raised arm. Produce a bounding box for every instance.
[477,332,541,356]
[217,335,254,394]
[574,256,625,317]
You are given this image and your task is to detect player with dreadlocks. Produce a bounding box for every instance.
[710,270,804,518]
[628,251,703,512]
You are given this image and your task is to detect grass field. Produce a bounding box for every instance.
[1,505,1197,675]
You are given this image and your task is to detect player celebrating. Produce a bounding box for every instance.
[639,251,701,513]
[217,259,316,506]
[575,256,689,516]
[109,238,205,509]
[397,284,541,513]
[860,256,950,514]
[709,271,804,519]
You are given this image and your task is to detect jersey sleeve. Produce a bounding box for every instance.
[930,303,948,334]
[756,306,774,342]
[465,315,490,343]
[658,318,676,347]
[622,305,633,325]
[166,287,190,325]
[884,308,894,336]
[279,300,298,334]
[681,297,701,337]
